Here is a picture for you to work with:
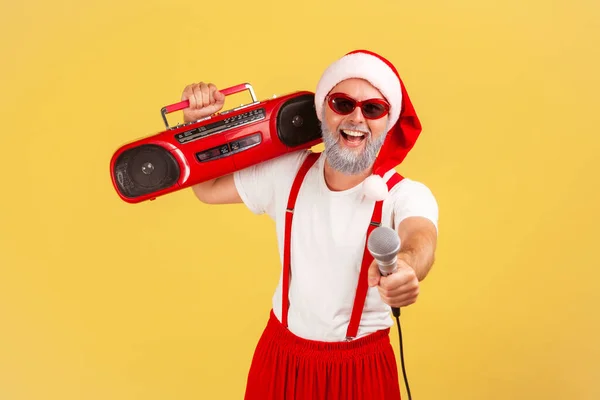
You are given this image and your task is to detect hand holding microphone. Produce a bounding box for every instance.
[367,226,420,316]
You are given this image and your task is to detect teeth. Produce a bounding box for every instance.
[342,129,366,137]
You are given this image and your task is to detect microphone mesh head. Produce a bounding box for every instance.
[367,226,401,262]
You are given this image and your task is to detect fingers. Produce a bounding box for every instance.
[379,268,415,290]
[208,83,225,104]
[368,260,381,287]
[378,279,418,298]
[376,266,420,307]
[181,82,225,122]
[199,82,210,107]
[191,82,208,109]
[378,285,419,307]
[213,86,225,103]
[182,82,222,109]
[181,84,196,109]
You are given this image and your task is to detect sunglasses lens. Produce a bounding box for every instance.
[362,102,388,119]
[331,97,356,114]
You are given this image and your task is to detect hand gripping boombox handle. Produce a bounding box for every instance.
[160,83,258,129]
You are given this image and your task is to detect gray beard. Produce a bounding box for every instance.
[321,116,387,175]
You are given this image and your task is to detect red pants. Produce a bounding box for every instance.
[244,311,401,400]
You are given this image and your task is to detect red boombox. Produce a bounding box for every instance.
[110,83,323,203]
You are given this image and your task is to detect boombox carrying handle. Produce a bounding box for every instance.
[160,83,257,129]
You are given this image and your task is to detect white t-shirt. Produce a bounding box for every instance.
[233,150,439,342]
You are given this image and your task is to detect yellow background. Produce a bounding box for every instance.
[1,0,599,398]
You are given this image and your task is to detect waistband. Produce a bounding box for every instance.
[262,310,391,361]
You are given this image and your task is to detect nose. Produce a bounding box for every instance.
[348,105,365,124]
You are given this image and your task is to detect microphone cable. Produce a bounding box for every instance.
[393,307,412,400]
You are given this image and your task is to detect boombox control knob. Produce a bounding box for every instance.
[292,115,304,127]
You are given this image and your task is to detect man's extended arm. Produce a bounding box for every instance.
[368,216,438,308]
[396,216,438,281]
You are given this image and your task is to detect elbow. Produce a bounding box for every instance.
[191,183,214,204]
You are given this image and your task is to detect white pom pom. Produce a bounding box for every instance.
[363,175,388,201]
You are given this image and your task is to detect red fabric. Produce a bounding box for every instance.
[244,311,401,400]
[346,217,380,339]
[346,171,404,339]
[386,172,404,191]
[282,152,320,328]
[345,49,422,178]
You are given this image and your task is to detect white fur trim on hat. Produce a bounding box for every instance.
[315,52,403,133]
[362,175,389,201]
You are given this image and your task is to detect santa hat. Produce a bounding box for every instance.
[314,49,422,201]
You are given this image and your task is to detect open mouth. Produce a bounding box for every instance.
[340,129,367,146]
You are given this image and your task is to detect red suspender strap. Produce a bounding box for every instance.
[281,152,320,328]
[345,172,404,340]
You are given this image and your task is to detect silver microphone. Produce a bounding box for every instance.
[367,226,402,317]
[367,226,401,276]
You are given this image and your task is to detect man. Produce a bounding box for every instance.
[181,50,439,399]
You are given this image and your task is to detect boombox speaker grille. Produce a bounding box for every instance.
[113,144,180,198]
[276,94,322,147]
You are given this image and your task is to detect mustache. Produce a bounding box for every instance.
[337,122,372,136]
